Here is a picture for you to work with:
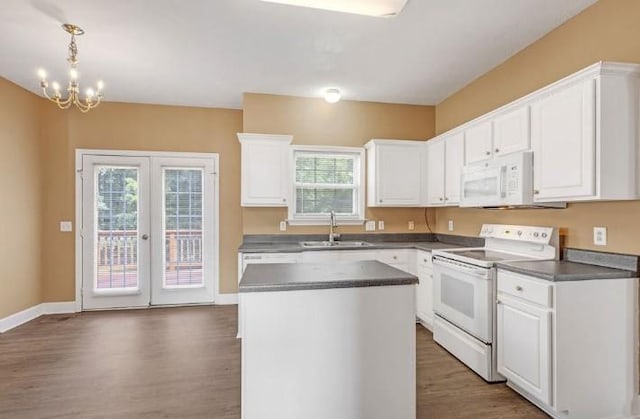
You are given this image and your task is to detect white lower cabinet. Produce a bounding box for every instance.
[497,294,552,405]
[415,250,433,330]
[496,270,639,419]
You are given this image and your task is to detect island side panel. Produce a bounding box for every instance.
[241,285,416,419]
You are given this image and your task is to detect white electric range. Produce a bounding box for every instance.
[431,224,559,382]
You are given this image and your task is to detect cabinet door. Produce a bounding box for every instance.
[531,79,596,201]
[416,264,433,328]
[464,120,493,164]
[425,140,445,205]
[240,137,291,206]
[497,295,552,405]
[375,144,422,206]
[493,106,530,157]
[444,133,465,205]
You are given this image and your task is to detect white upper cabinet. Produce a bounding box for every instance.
[445,132,465,205]
[424,132,464,206]
[531,79,596,201]
[531,63,640,202]
[238,133,292,207]
[493,106,530,157]
[366,139,423,207]
[425,138,445,205]
[465,107,530,164]
[464,120,493,164]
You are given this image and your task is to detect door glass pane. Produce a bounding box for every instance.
[164,168,203,288]
[95,167,139,290]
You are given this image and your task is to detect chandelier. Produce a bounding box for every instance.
[37,24,104,113]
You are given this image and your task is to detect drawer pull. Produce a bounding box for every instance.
[515,285,523,292]
[423,258,428,262]
[393,256,397,260]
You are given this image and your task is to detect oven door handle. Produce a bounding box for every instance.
[432,255,490,279]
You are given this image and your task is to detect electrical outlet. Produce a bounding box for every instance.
[378,220,385,231]
[593,226,607,246]
[448,220,454,232]
[279,221,287,232]
[408,221,415,231]
[365,221,376,231]
[60,221,73,232]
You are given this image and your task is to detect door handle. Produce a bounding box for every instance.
[141,234,149,240]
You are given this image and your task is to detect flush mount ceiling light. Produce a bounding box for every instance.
[260,0,408,17]
[37,24,104,113]
[324,88,341,103]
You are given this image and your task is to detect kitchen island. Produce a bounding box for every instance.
[239,260,418,419]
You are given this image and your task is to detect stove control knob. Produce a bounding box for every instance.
[533,232,540,238]
[517,230,522,236]
[541,232,548,238]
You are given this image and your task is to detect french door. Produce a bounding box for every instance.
[81,153,217,310]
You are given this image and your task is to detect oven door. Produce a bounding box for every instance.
[432,256,493,343]
[459,165,506,207]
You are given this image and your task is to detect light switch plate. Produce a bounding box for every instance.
[279,221,287,232]
[60,221,73,232]
[378,220,385,231]
[593,226,607,246]
[365,221,376,231]
[408,221,415,231]
[448,220,454,232]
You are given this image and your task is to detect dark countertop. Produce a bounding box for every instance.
[238,240,468,254]
[239,260,418,293]
[497,260,637,282]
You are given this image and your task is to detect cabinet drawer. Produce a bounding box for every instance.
[498,271,553,308]
[377,250,410,265]
[416,251,433,268]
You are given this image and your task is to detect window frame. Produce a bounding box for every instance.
[287,145,365,226]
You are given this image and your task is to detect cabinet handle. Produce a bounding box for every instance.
[444,197,449,201]
[283,198,287,202]
[495,148,500,153]
[423,258,428,263]
[439,197,443,201]
[534,190,540,195]
[516,285,523,292]
[393,256,397,260]
[485,151,491,155]
[379,199,383,203]
[496,299,502,305]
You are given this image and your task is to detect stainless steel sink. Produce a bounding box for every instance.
[300,241,372,248]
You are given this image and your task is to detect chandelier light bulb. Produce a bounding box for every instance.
[37,24,104,112]
[324,88,341,103]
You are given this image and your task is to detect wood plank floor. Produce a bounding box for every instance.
[0,306,547,418]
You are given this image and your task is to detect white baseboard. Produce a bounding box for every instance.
[216,293,238,305]
[0,304,43,333]
[0,301,77,333]
[42,301,77,315]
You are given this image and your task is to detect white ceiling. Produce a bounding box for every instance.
[0,0,598,109]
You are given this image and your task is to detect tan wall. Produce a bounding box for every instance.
[40,102,243,301]
[242,93,436,235]
[0,78,43,318]
[434,0,640,254]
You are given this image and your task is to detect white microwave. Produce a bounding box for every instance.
[460,151,534,207]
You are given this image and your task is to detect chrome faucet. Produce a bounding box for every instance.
[329,210,339,243]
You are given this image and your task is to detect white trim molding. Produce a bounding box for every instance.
[216,293,239,305]
[0,302,77,333]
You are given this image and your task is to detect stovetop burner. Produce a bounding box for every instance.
[449,249,530,263]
